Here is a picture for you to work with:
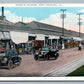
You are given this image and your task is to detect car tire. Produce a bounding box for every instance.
[55,56,57,59]
[55,53,59,59]
[17,61,21,66]
[57,53,59,57]
[46,55,49,60]
[8,60,14,70]
[34,55,38,60]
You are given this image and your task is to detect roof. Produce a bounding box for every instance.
[0,21,84,38]
[15,21,27,26]
[25,21,84,37]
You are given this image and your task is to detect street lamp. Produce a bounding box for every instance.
[60,9,67,49]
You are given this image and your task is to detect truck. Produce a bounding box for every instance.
[27,40,43,54]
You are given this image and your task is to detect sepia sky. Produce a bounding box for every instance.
[1,7,84,33]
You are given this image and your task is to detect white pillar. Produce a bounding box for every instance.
[62,40,65,49]
[6,42,10,50]
[44,40,45,47]
[57,39,58,45]
[74,40,75,42]
[79,41,82,47]
[51,39,52,45]
[68,40,70,43]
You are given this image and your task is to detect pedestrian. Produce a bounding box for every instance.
[78,43,82,51]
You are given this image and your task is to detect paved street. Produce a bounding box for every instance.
[0,47,84,77]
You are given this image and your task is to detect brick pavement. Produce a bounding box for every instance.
[0,47,84,77]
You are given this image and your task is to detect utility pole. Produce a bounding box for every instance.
[77,13,82,37]
[60,9,67,36]
[60,9,67,49]
[22,18,23,22]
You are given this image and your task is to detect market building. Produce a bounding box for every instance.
[0,7,84,51]
[0,20,84,49]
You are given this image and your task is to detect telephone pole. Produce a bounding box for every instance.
[77,13,83,37]
[60,9,67,49]
[60,9,67,36]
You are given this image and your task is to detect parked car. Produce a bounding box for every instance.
[34,47,59,60]
[0,50,22,70]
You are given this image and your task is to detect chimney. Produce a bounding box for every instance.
[0,7,5,22]
[2,7,4,16]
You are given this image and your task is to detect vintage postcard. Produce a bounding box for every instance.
[0,0,84,81]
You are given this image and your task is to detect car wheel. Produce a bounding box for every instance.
[55,56,57,59]
[57,53,59,57]
[46,55,49,60]
[8,60,14,70]
[17,61,21,66]
[55,53,59,59]
[34,55,38,60]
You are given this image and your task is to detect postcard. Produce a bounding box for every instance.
[0,0,84,81]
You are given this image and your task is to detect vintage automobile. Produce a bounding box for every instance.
[0,50,22,70]
[34,47,59,60]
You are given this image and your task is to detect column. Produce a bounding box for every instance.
[44,40,45,47]
[51,39,52,45]
[62,40,65,49]
[68,40,70,43]
[57,39,58,45]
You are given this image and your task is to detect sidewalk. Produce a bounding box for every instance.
[44,54,84,77]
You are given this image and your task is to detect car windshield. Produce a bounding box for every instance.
[51,49,56,51]
[41,47,49,51]
[6,50,18,56]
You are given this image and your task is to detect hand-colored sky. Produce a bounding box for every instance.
[3,7,83,21]
[0,7,84,33]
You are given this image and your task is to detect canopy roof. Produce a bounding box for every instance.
[72,37,82,41]
[10,31,28,44]
[49,35,60,39]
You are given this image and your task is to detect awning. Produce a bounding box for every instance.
[73,37,82,41]
[0,32,4,39]
[49,35,60,39]
[61,36,73,39]
[81,38,84,40]
[3,32,11,39]
[0,31,10,39]
[10,31,28,44]
[28,33,36,37]
[36,34,45,40]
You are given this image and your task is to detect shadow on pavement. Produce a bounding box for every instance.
[0,66,8,70]
[36,57,59,61]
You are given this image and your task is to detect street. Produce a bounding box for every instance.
[0,47,84,77]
